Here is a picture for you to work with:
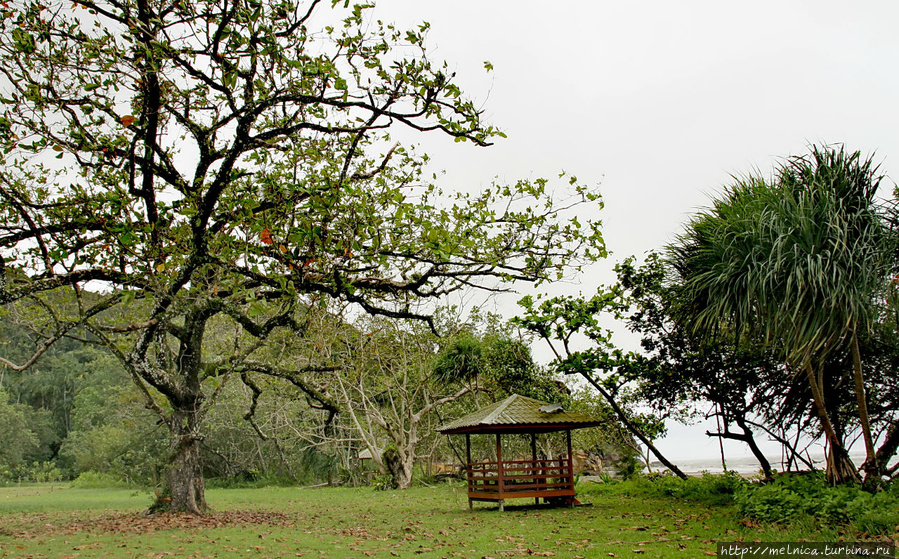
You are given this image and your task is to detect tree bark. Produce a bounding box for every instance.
[706,414,774,481]
[158,408,207,515]
[849,327,880,484]
[581,372,688,479]
[874,420,899,478]
[382,446,413,489]
[804,360,860,485]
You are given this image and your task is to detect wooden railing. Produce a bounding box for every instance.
[466,458,574,502]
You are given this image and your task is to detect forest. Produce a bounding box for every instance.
[0,0,897,524]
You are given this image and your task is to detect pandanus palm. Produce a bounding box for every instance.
[669,146,893,484]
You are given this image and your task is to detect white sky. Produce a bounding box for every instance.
[369,1,899,467]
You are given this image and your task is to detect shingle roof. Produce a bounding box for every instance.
[437,394,602,434]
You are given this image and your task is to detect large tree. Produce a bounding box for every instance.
[0,0,602,512]
[669,146,894,485]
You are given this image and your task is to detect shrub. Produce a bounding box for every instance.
[735,472,899,535]
[206,472,299,489]
[70,471,132,489]
[579,470,746,506]
[0,461,65,484]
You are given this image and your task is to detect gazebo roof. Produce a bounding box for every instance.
[437,394,602,435]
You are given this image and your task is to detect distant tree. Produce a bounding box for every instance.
[328,316,466,490]
[668,146,895,485]
[58,352,166,485]
[432,328,558,403]
[0,388,41,474]
[0,0,602,513]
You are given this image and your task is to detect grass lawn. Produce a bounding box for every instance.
[0,480,879,558]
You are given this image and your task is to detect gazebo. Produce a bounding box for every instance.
[437,394,601,511]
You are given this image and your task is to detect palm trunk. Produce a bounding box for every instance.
[804,360,860,484]
[849,327,880,484]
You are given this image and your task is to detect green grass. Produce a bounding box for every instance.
[0,484,148,514]
[0,480,888,558]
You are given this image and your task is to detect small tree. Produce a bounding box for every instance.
[328,315,469,490]
[515,291,687,479]
[0,0,602,512]
[614,254,807,480]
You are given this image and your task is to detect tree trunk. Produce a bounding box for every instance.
[581,372,688,479]
[397,455,414,490]
[157,408,207,515]
[874,420,899,476]
[382,446,414,489]
[804,360,860,485]
[706,412,774,481]
[849,328,880,485]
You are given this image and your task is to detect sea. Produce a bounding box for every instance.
[650,451,870,477]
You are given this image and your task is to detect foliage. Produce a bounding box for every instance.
[668,145,898,484]
[0,389,41,470]
[652,471,745,506]
[0,0,602,512]
[671,147,891,359]
[735,473,899,533]
[0,460,64,484]
[433,318,557,400]
[514,290,686,478]
[613,453,645,480]
[57,351,167,486]
[588,471,746,507]
[69,471,133,489]
[613,253,811,478]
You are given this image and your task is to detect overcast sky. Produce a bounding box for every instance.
[369,1,899,466]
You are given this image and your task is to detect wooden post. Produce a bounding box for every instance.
[496,433,504,512]
[466,434,472,510]
[566,430,574,508]
[531,433,539,505]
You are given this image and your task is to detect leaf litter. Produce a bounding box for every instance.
[7,510,297,538]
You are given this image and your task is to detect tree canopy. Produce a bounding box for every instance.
[0,0,602,512]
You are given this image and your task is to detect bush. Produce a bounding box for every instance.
[0,461,64,484]
[579,470,746,506]
[373,473,397,491]
[651,471,744,505]
[735,472,899,535]
[70,471,132,489]
[614,454,645,480]
[206,472,298,489]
